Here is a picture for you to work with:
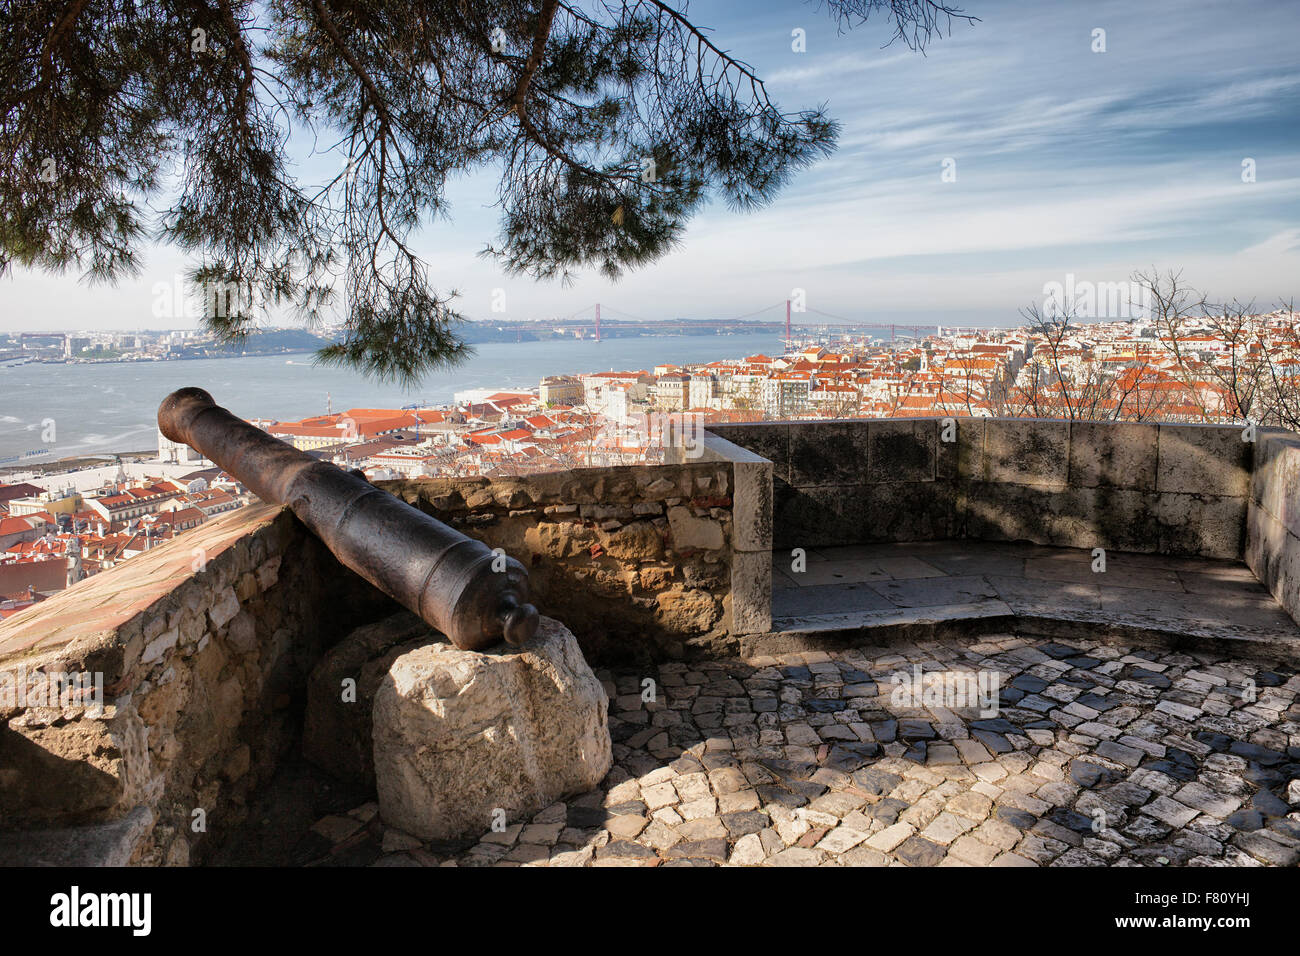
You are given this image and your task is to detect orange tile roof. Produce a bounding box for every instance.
[0,517,36,535]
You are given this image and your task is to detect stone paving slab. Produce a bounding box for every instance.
[320,633,1300,868]
[769,542,1300,662]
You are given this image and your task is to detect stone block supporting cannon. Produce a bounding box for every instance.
[158,387,538,650]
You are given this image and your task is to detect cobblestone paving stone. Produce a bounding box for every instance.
[318,635,1300,867]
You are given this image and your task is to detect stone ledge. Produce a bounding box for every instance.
[0,806,154,866]
[750,608,1300,667]
[766,540,1300,665]
[0,503,289,678]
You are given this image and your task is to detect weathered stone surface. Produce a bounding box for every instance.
[787,422,869,487]
[1157,424,1251,497]
[730,456,773,553]
[667,506,725,551]
[983,419,1069,486]
[655,588,721,632]
[0,500,397,864]
[0,806,155,866]
[373,616,612,841]
[600,521,664,561]
[723,419,1253,560]
[387,462,738,658]
[1157,493,1245,559]
[1068,422,1158,491]
[303,611,436,785]
[1244,431,1300,627]
[708,422,791,482]
[142,626,180,664]
[868,419,936,483]
[0,703,152,827]
[208,587,241,630]
[729,549,773,635]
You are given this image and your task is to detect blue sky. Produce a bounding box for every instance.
[5,0,1298,330]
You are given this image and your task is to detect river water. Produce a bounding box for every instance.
[0,332,787,461]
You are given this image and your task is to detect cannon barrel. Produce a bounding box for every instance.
[158,387,539,650]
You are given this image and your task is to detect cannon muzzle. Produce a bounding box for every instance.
[158,387,539,650]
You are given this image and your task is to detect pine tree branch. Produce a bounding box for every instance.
[307,0,395,133]
[512,0,560,119]
[38,0,88,92]
[216,0,256,119]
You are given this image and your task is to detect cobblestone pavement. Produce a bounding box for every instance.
[312,635,1300,867]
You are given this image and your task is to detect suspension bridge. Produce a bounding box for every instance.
[522,301,939,346]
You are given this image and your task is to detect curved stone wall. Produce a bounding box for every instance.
[709,418,1253,560]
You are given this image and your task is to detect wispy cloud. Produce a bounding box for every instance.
[1239,229,1300,259]
[3,0,1297,329]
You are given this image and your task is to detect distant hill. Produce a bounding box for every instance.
[455,319,786,343]
[175,328,330,357]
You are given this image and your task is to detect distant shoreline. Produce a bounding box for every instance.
[4,348,319,368]
[0,450,157,478]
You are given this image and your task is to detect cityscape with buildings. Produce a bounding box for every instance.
[0,326,328,364]
[4,308,1297,619]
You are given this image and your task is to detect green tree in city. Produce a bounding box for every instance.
[1,0,975,383]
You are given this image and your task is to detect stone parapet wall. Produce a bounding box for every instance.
[710,418,1253,560]
[380,452,768,662]
[1247,428,1300,627]
[0,503,395,864]
[684,431,773,637]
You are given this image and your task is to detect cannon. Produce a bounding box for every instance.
[158,387,538,650]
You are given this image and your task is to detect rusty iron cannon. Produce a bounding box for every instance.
[158,387,538,650]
